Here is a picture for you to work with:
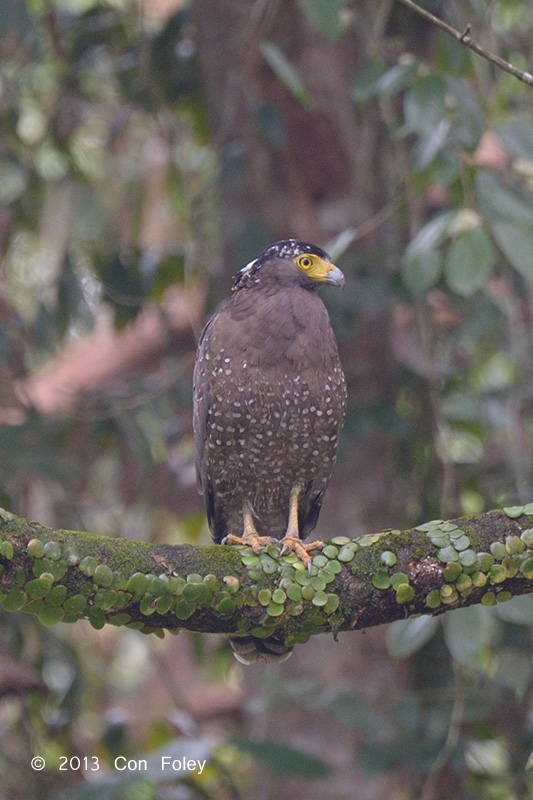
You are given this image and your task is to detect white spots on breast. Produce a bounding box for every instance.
[199,336,345,534]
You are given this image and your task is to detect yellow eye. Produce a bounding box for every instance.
[298,256,313,270]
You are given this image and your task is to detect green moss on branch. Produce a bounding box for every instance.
[2,505,533,650]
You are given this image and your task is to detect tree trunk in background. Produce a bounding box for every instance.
[192,2,413,797]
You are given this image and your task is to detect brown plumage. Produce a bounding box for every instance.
[193,240,346,663]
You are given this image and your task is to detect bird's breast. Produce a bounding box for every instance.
[223,287,338,372]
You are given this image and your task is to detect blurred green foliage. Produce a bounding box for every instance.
[2,0,533,798]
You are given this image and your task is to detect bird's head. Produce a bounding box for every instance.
[233,239,345,291]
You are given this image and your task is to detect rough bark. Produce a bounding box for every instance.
[2,504,533,650]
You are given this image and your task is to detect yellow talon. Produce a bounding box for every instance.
[279,486,324,570]
[223,491,324,571]
[222,503,277,553]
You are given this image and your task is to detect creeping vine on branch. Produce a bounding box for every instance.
[2,505,533,652]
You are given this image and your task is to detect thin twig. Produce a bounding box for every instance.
[215,0,282,146]
[327,196,402,260]
[43,0,67,60]
[419,666,466,800]
[396,0,533,88]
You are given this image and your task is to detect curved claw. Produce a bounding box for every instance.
[278,535,324,569]
[223,531,278,554]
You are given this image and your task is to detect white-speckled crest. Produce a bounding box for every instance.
[233,239,332,290]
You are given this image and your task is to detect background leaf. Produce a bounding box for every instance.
[387,616,440,658]
[296,0,348,37]
[491,221,533,281]
[493,594,533,626]
[496,118,533,158]
[476,172,533,225]
[443,606,494,670]
[444,226,494,295]
[403,76,446,135]
[401,211,454,291]
[351,59,388,103]
[260,42,313,106]
[233,738,330,778]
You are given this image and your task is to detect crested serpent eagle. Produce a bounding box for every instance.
[193,240,346,663]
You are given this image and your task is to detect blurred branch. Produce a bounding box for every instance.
[396,0,533,88]
[43,0,67,60]
[11,286,204,419]
[327,197,401,260]
[1,505,533,653]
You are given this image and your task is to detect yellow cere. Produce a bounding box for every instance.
[296,253,334,281]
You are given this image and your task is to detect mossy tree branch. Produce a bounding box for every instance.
[2,505,533,650]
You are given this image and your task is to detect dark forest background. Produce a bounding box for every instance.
[2,1,533,798]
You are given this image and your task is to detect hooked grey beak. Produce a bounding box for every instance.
[325,265,345,288]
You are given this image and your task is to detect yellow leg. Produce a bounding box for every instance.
[279,487,323,571]
[223,503,277,554]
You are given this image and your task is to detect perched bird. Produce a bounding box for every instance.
[193,240,346,663]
